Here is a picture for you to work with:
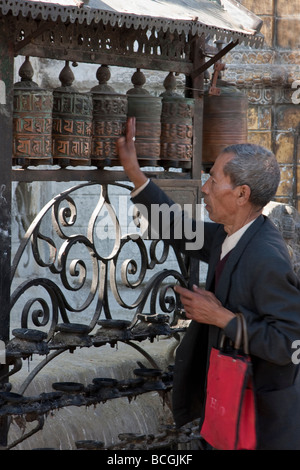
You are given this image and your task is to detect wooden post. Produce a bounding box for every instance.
[0,24,14,447]
[188,35,205,181]
[184,35,206,288]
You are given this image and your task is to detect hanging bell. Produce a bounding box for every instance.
[160,72,194,170]
[91,65,127,167]
[52,61,93,167]
[13,56,53,167]
[126,69,162,167]
[202,78,248,170]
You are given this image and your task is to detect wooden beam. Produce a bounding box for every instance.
[11,168,191,183]
[14,25,50,54]
[15,45,194,75]
[190,40,239,79]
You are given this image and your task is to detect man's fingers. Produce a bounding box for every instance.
[126,117,136,141]
[192,284,202,292]
[116,136,126,149]
[174,285,193,299]
[174,285,204,298]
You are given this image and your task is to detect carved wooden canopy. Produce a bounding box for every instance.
[0,0,263,74]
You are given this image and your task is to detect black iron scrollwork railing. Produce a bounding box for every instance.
[2,180,193,450]
[10,181,189,346]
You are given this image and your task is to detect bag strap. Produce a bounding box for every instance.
[236,313,249,355]
[220,314,242,350]
[220,313,249,355]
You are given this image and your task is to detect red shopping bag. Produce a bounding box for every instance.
[200,314,257,450]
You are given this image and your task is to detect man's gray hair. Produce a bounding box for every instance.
[222,143,281,209]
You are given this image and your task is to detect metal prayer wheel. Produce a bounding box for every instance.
[160,72,194,169]
[127,69,162,167]
[202,79,248,170]
[52,61,93,167]
[13,57,53,167]
[91,65,127,167]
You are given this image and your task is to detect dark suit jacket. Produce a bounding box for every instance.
[133,180,300,450]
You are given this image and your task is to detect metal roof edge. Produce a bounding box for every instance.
[221,0,264,32]
[0,0,264,48]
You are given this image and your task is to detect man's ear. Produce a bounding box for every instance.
[237,184,251,206]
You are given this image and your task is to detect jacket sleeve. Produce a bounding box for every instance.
[132,179,219,262]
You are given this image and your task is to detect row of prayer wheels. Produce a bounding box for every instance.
[13,58,248,169]
[13,59,194,169]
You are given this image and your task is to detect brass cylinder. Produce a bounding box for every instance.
[203,80,248,169]
[160,95,194,169]
[13,57,53,167]
[52,62,93,167]
[127,69,162,167]
[91,65,127,167]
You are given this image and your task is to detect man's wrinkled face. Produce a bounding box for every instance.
[202,152,241,226]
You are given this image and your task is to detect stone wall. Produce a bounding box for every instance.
[264,201,300,278]
[224,0,300,210]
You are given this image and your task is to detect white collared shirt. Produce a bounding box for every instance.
[220,219,256,260]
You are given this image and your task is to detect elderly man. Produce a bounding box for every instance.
[117,117,300,450]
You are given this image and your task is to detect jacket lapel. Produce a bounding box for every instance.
[206,215,266,351]
[215,215,265,306]
[205,225,227,291]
